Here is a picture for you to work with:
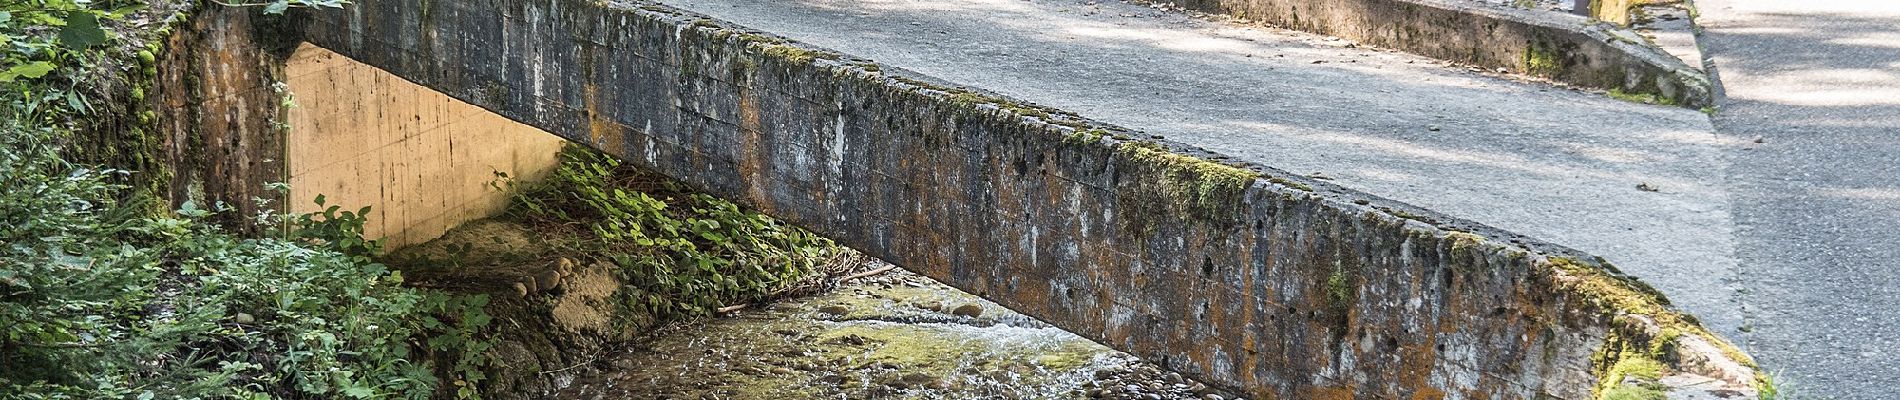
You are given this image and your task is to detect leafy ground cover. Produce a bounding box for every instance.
[1,1,837,398]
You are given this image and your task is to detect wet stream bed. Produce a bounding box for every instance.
[554,264,1242,400]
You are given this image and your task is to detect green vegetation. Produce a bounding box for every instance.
[1607,88,1679,106]
[1550,255,1770,400]
[1117,141,1260,217]
[1597,354,1668,400]
[1324,264,1355,308]
[504,146,842,320]
[1,1,495,398]
[1522,42,1564,76]
[1063,128,1107,145]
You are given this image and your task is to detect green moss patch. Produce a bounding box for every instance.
[1550,256,1763,399]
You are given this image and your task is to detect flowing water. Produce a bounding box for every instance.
[555,264,1242,400]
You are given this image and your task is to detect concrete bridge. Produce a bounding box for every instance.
[154,0,1765,398]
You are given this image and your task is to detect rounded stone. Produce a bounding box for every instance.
[951,303,983,318]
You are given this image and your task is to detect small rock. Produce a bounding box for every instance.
[901,373,937,385]
[1204,395,1226,400]
[1094,369,1115,380]
[927,379,952,390]
[818,304,850,315]
[829,334,868,346]
[1753,136,1765,143]
[771,367,792,374]
[233,313,255,324]
[536,268,564,292]
[512,281,529,298]
[1427,124,1441,131]
[951,304,984,318]
[1636,182,1660,192]
[917,301,944,312]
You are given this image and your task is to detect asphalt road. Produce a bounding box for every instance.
[655,0,1748,345]
[1697,1,1900,397]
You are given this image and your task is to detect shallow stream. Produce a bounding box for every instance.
[554,265,1241,400]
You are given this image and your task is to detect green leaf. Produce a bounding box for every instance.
[58,11,107,49]
[264,1,291,15]
[0,62,56,82]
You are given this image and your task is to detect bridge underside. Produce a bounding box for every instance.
[157,0,1778,398]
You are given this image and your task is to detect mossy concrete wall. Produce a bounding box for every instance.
[150,4,295,230]
[285,0,1757,398]
[1158,0,1710,108]
[283,44,566,249]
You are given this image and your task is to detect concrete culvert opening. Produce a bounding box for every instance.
[281,43,1249,399]
[178,0,1770,397]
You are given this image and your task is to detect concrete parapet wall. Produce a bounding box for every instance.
[1161,0,1710,108]
[289,0,1755,398]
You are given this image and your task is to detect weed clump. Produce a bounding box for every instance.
[505,146,843,320]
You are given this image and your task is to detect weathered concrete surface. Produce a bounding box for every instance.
[284,44,565,248]
[149,5,295,230]
[1698,1,1900,397]
[289,0,1762,398]
[1148,0,1711,106]
[664,0,1746,357]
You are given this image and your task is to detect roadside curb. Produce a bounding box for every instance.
[1157,0,1714,108]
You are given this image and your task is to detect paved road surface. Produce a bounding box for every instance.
[656,0,1748,343]
[1698,1,1900,397]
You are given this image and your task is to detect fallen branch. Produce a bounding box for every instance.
[836,265,898,283]
[715,303,749,314]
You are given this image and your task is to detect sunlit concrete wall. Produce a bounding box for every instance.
[283,44,564,249]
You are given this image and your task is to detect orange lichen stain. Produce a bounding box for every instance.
[1410,388,1448,400]
[1396,336,1447,400]
[735,88,772,213]
[1304,385,1357,400]
[582,84,626,154]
